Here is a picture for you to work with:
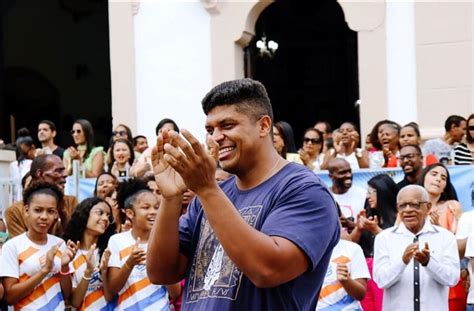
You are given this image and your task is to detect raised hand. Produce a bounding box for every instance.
[110,161,120,178]
[429,210,440,226]
[336,263,350,282]
[100,249,111,278]
[206,134,219,162]
[84,244,97,277]
[62,240,79,266]
[68,147,81,160]
[151,129,187,198]
[414,242,430,266]
[363,216,381,235]
[356,210,367,230]
[402,242,418,264]
[160,129,217,194]
[126,237,146,268]
[41,243,61,273]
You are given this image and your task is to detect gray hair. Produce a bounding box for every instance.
[397,185,429,202]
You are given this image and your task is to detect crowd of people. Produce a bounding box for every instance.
[0,78,473,310]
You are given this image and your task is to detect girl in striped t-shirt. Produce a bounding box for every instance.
[107,179,181,311]
[63,197,116,310]
[0,181,78,310]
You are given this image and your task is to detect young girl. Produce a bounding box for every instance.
[0,181,78,310]
[106,179,181,310]
[399,123,438,166]
[63,197,116,310]
[107,138,135,178]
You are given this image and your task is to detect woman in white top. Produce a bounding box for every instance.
[321,122,369,170]
[106,179,181,310]
[0,182,78,310]
[63,197,116,310]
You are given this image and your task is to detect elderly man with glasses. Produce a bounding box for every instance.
[373,185,459,311]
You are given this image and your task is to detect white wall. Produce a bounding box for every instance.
[386,1,417,125]
[134,1,212,143]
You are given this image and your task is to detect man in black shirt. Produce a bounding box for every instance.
[396,144,423,190]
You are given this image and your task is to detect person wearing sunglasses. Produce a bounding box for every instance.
[373,185,459,311]
[63,119,105,177]
[112,124,133,142]
[454,113,474,165]
[298,128,325,170]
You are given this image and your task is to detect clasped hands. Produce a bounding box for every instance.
[402,242,430,266]
[355,210,381,235]
[151,128,218,198]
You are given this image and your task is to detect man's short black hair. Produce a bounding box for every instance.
[39,120,57,132]
[400,144,422,155]
[201,78,273,121]
[133,135,147,146]
[444,115,466,132]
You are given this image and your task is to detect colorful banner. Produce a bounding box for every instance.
[65,165,474,211]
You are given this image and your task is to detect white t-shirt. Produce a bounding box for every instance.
[336,150,361,170]
[459,211,474,304]
[317,239,370,310]
[70,248,115,310]
[0,233,66,310]
[107,231,169,311]
[331,186,367,219]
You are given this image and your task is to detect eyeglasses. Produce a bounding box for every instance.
[468,126,474,131]
[303,137,322,144]
[399,153,420,161]
[70,129,82,135]
[113,130,127,137]
[397,201,428,210]
[367,188,377,195]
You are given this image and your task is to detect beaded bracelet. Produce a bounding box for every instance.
[59,268,72,276]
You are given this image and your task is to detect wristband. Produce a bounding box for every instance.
[59,268,72,276]
[82,275,92,281]
[124,262,133,270]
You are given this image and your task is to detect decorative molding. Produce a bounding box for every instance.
[201,0,219,15]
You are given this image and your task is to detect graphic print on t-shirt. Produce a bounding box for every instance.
[186,205,263,303]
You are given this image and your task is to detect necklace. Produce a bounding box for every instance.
[261,156,283,183]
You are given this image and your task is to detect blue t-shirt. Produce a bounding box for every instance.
[179,162,340,310]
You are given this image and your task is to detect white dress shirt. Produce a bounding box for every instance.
[373,220,459,311]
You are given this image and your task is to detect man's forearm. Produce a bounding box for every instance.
[147,196,186,284]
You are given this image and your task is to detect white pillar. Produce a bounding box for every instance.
[385,0,417,125]
[134,1,212,143]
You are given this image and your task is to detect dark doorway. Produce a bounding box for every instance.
[0,0,112,148]
[245,0,359,144]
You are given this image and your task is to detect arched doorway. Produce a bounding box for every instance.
[0,0,112,147]
[245,0,359,142]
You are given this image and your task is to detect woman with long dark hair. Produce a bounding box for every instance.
[63,119,105,177]
[273,121,297,159]
[63,197,116,309]
[418,163,460,232]
[350,174,398,311]
[418,163,465,311]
